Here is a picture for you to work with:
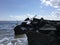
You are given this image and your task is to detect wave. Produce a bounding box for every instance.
[0,37,28,45]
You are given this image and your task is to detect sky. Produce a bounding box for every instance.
[0,0,60,21]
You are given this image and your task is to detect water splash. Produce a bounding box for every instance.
[0,37,28,45]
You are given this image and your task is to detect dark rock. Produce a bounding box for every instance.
[14,17,60,45]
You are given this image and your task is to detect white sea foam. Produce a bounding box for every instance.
[0,37,28,45]
[0,21,28,45]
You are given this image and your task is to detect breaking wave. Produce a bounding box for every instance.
[0,37,28,45]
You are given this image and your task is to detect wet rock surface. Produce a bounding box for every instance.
[14,18,60,45]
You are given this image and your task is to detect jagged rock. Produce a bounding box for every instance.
[14,17,60,45]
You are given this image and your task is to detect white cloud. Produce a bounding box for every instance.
[40,0,60,9]
[0,18,4,21]
[44,11,60,20]
[0,13,60,21]
[9,14,35,21]
[0,14,37,21]
[57,9,60,10]
[35,11,60,20]
[9,12,60,21]
[40,0,60,20]
[51,11,60,19]
[10,15,27,21]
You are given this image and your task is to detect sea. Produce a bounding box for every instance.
[0,21,28,45]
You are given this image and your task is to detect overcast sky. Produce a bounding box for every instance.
[0,0,60,21]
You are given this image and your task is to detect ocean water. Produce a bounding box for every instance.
[0,21,28,45]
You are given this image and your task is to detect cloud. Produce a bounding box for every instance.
[9,12,60,21]
[40,0,60,9]
[0,14,37,21]
[9,14,35,21]
[43,11,60,20]
[40,0,60,20]
[51,11,60,20]
[35,11,60,20]
[0,13,60,21]
[10,15,27,21]
[0,18,4,21]
[57,9,60,10]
